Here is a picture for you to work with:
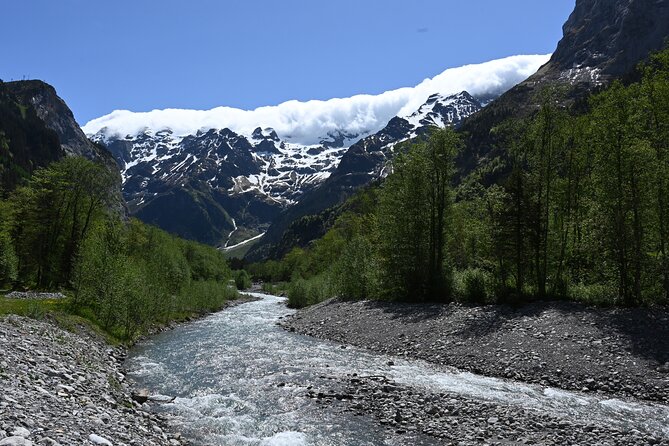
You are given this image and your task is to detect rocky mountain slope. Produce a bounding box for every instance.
[5,81,120,178]
[0,81,63,193]
[458,0,669,178]
[0,80,124,212]
[247,92,482,259]
[88,91,484,248]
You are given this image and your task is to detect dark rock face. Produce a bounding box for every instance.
[4,80,125,213]
[0,81,63,193]
[552,0,669,78]
[320,130,362,149]
[5,81,118,168]
[457,0,669,186]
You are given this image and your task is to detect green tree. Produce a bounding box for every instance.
[377,128,460,301]
[588,81,655,305]
[9,157,115,287]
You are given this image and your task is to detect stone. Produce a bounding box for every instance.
[0,438,33,446]
[9,429,29,439]
[0,315,180,446]
[131,389,149,404]
[88,434,112,445]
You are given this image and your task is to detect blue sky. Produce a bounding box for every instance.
[1,1,575,124]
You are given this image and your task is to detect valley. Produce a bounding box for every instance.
[1,0,669,445]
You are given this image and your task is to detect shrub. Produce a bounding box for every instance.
[287,279,309,308]
[0,231,17,285]
[570,282,617,307]
[177,280,238,314]
[332,235,378,300]
[261,281,288,295]
[287,275,334,308]
[454,268,490,304]
[234,270,252,290]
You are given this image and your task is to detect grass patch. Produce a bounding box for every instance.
[0,296,123,345]
[0,297,69,317]
[0,282,240,346]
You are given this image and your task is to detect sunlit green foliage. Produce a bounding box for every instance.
[72,218,237,339]
[0,157,237,339]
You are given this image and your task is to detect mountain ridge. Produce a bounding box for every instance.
[93,90,485,247]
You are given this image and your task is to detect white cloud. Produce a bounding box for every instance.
[83,54,550,146]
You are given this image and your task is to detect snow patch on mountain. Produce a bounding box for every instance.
[83,54,549,146]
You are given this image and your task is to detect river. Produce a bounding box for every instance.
[126,293,669,445]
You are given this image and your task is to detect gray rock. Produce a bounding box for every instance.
[0,437,33,446]
[0,315,181,446]
[9,429,29,439]
[87,434,111,445]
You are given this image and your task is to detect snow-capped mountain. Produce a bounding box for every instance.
[89,91,483,248]
[84,55,551,248]
[99,126,352,207]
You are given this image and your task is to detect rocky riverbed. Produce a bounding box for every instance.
[281,299,669,403]
[0,314,182,446]
[307,374,668,445]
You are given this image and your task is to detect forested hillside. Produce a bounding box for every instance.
[0,157,239,339]
[251,48,669,309]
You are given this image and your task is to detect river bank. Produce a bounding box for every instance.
[0,314,181,446]
[0,294,258,446]
[308,374,666,445]
[281,299,669,403]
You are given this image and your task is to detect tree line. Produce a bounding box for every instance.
[0,157,239,339]
[251,48,669,308]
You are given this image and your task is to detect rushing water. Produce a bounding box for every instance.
[126,293,669,445]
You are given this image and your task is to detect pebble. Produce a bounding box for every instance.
[4,292,65,300]
[308,374,665,445]
[282,299,669,403]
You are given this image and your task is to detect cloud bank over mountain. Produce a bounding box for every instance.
[83,54,550,146]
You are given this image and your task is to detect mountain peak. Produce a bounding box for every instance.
[406,91,482,130]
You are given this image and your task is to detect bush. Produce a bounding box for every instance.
[176,280,238,314]
[570,282,617,307]
[287,275,334,308]
[234,270,252,290]
[261,281,288,295]
[0,231,18,285]
[287,279,309,308]
[454,268,491,304]
[332,235,378,300]
[72,218,236,340]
